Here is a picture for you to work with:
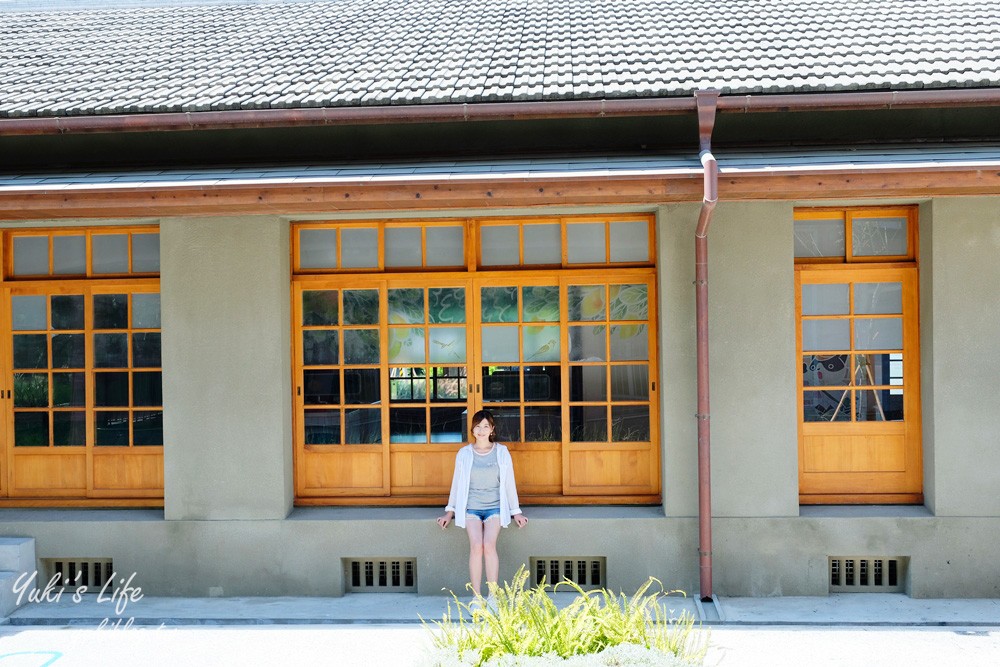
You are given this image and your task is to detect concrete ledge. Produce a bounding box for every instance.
[0,537,34,572]
[288,505,665,521]
[0,509,163,522]
[799,505,934,519]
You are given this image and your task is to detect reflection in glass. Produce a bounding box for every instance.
[343,290,379,325]
[303,330,339,366]
[522,286,559,322]
[95,411,129,446]
[609,221,649,262]
[132,233,160,273]
[570,406,607,442]
[304,369,340,405]
[132,293,161,328]
[92,234,129,274]
[426,227,464,267]
[343,329,379,365]
[481,286,518,323]
[389,367,426,402]
[51,295,84,330]
[12,295,46,330]
[345,408,381,443]
[95,333,128,368]
[855,389,904,422]
[568,285,606,321]
[566,222,605,263]
[428,288,466,324]
[305,409,340,444]
[429,327,466,363]
[133,372,162,407]
[524,365,560,402]
[302,291,338,326]
[803,389,851,421]
[133,411,163,446]
[14,412,48,446]
[480,225,519,266]
[53,411,86,446]
[14,373,48,407]
[612,406,649,441]
[523,224,560,264]
[94,294,128,329]
[794,217,845,258]
[53,235,86,275]
[801,284,849,316]
[854,282,902,315]
[132,333,162,368]
[801,320,849,352]
[388,327,425,364]
[570,366,606,401]
[525,407,561,441]
[609,284,648,320]
[430,367,467,401]
[611,365,649,401]
[299,228,338,269]
[52,372,85,407]
[802,355,850,387]
[95,372,129,407]
[569,325,605,361]
[852,217,908,256]
[482,366,519,402]
[482,326,518,363]
[14,334,47,369]
[388,289,424,324]
[13,236,48,275]
[340,227,378,268]
[389,407,426,443]
[344,368,381,404]
[610,324,648,361]
[385,227,422,267]
[430,407,466,442]
[52,334,84,369]
[488,407,520,442]
[854,318,902,351]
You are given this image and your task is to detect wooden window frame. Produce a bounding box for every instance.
[5,227,160,279]
[794,206,917,265]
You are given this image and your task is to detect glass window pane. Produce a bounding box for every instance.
[305,409,340,444]
[803,355,850,387]
[389,367,426,402]
[481,286,518,323]
[854,282,902,315]
[388,328,425,364]
[13,334,47,369]
[430,367,467,401]
[95,411,129,446]
[802,320,849,352]
[13,236,48,275]
[854,354,896,386]
[803,390,851,421]
[522,286,559,322]
[132,233,160,273]
[480,225,519,266]
[570,406,607,442]
[14,373,48,407]
[304,369,340,405]
[482,366,520,402]
[53,235,86,275]
[345,408,381,444]
[53,411,86,446]
[428,288,465,324]
[52,372,85,407]
[52,334,85,369]
[430,407,466,442]
[429,327,466,363]
[488,407,520,442]
[482,326,519,363]
[12,295,46,331]
[389,407,426,443]
[610,324,648,361]
[95,372,129,407]
[14,412,48,446]
[524,325,559,363]
[569,325,606,362]
[609,221,649,262]
[612,405,649,441]
[303,291,338,326]
[854,318,903,351]
[343,290,379,325]
[299,228,338,269]
[94,294,128,329]
[92,234,129,274]
[132,333,162,368]
[133,411,163,446]
[343,329,379,365]
[523,224,560,264]
[856,389,903,421]
[133,371,162,407]
[303,330,338,366]
[94,333,128,368]
[340,227,379,268]
[794,217,845,258]
[801,284,849,316]
[611,365,649,401]
[51,295,84,330]
[610,284,648,320]
[344,368,381,404]
[566,222,605,264]
[853,217,908,256]
[132,293,161,329]
[568,285,606,321]
[570,366,606,401]
[524,365,559,402]
[525,406,561,441]
[385,227,422,267]
[388,288,424,324]
[426,227,464,267]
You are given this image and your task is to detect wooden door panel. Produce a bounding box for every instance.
[511,446,561,495]
[565,446,655,494]
[12,452,86,494]
[92,450,163,492]
[802,434,906,473]
[300,449,385,496]
[389,447,455,494]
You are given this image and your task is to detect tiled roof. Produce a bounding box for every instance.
[2,0,1000,118]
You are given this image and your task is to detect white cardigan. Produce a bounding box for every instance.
[445,443,522,528]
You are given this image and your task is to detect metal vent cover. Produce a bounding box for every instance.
[530,557,606,590]
[829,556,908,593]
[343,558,416,593]
[43,558,114,592]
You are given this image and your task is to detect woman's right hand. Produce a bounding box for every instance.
[436,511,454,529]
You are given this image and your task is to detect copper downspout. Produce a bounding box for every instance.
[2,88,1000,135]
[694,89,719,602]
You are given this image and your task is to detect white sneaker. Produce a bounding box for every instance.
[485,594,497,611]
[468,597,484,612]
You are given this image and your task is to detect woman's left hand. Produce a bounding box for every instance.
[513,513,528,528]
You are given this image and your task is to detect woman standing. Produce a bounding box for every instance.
[437,410,528,603]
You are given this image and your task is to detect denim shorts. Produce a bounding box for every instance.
[466,508,500,522]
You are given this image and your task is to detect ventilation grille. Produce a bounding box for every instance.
[43,558,114,592]
[343,558,416,593]
[530,557,606,590]
[829,556,908,593]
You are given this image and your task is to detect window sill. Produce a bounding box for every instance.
[799,505,933,519]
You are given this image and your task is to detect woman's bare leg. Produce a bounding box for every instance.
[465,517,485,596]
[482,517,501,591]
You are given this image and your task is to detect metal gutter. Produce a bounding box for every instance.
[1,88,1000,136]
